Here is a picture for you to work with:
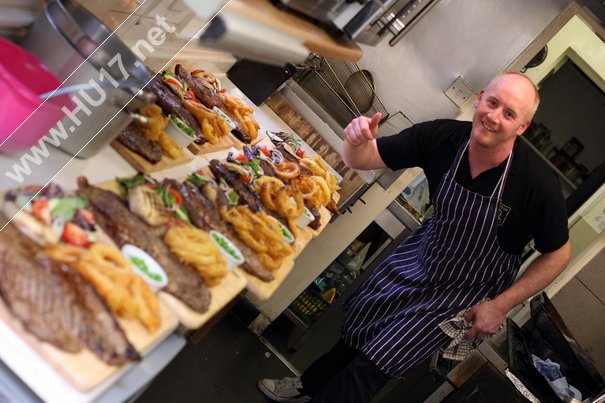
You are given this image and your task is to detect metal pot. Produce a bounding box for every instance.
[20,0,154,158]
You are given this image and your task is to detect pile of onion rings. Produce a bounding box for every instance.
[45,243,161,333]
[219,206,292,272]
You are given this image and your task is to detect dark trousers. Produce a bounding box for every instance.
[300,339,390,403]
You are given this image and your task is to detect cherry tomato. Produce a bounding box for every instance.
[235,155,250,163]
[296,148,305,158]
[62,222,90,247]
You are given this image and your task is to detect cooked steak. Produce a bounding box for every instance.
[117,123,162,163]
[167,179,273,282]
[148,73,207,144]
[77,177,211,313]
[174,64,251,144]
[174,64,221,109]
[0,224,139,365]
[209,159,264,212]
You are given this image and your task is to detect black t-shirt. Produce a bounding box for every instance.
[377,119,569,255]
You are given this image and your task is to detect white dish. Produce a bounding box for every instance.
[296,207,315,228]
[164,115,195,148]
[121,244,168,292]
[213,107,236,130]
[209,230,245,270]
[267,215,295,244]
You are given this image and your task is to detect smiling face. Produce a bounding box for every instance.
[471,74,537,151]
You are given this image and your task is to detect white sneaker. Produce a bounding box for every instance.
[257,377,311,403]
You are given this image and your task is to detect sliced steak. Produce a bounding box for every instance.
[168,180,273,282]
[77,177,211,313]
[148,73,207,144]
[209,159,264,212]
[174,64,251,143]
[0,224,139,365]
[117,123,162,163]
[174,64,221,108]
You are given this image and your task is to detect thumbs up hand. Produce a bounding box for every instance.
[343,112,382,146]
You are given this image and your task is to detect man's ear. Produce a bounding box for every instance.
[516,121,531,136]
[474,90,485,108]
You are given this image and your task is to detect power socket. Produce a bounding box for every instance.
[444,76,475,108]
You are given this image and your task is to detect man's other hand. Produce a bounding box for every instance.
[344,112,382,146]
[464,299,506,342]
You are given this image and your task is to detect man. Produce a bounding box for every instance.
[258,73,571,403]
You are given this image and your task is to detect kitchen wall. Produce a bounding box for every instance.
[356,0,570,126]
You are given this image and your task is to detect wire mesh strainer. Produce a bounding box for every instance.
[294,57,389,128]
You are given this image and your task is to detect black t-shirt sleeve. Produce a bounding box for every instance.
[528,176,569,253]
[376,120,466,171]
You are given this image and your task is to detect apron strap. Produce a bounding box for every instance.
[452,139,514,200]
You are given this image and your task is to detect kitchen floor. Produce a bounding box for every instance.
[135,297,446,403]
[135,302,291,403]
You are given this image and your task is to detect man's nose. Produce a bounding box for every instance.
[486,108,501,122]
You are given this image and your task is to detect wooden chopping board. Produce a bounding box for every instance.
[238,257,295,301]
[0,297,177,393]
[111,140,196,174]
[159,269,246,329]
[187,135,235,155]
[227,131,264,150]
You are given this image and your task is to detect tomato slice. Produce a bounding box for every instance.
[168,188,183,206]
[259,146,271,157]
[235,155,250,163]
[296,148,305,158]
[185,89,199,102]
[31,199,51,225]
[165,77,182,89]
[62,222,90,247]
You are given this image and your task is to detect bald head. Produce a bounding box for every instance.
[486,72,540,122]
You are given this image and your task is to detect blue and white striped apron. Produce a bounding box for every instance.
[342,140,522,379]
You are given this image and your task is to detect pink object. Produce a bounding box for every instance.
[0,37,70,151]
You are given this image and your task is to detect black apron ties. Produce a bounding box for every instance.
[342,140,521,379]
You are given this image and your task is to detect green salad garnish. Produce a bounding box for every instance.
[212,233,241,260]
[130,256,162,282]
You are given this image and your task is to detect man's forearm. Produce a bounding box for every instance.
[342,140,383,170]
[494,241,571,313]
